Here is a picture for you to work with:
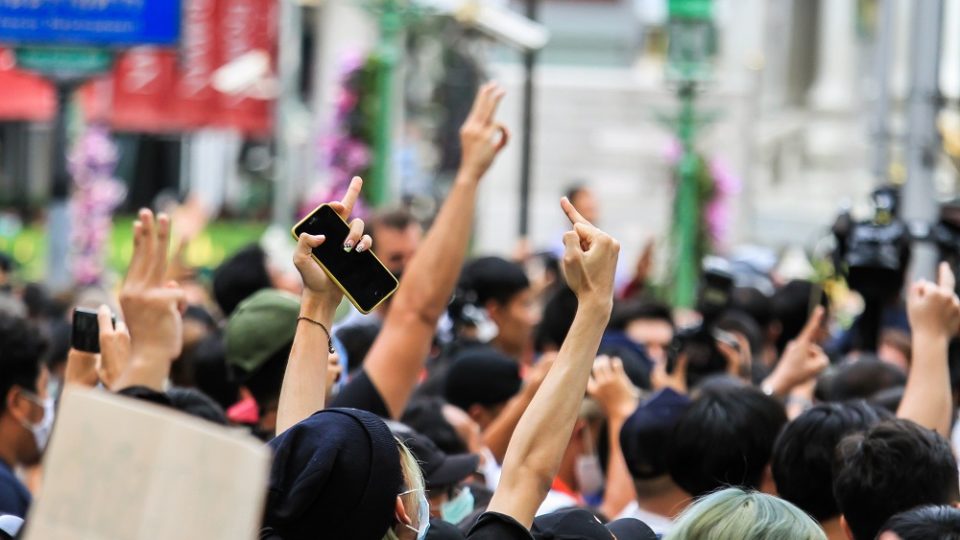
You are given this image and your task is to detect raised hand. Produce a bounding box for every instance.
[651,352,689,395]
[118,209,185,391]
[763,306,829,397]
[907,262,960,340]
[294,177,371,309]
[459,82,510,179]
[559,197,620,309]
[587,356,640,419]
[97,305,130,390]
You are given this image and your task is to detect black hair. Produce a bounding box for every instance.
[242,342,293,414]
[880,505,960,540]
[564,184,589,203]
[167,387,229,425]
[0,252,12,273]
[212,245,271,317]
[401,396,469,455]
[730,286,774,330]
[771,401,892,522]
[772,280,828,355]
[715,310,763,365]
[668,383,787,498]
[833,419,960,540]
[534,286,578,352]
[0,312,47,414]
[814,357,906,402]
[171,333,240,411]
[369,207,417,240]
[335,322,382,375]
[609,300,674,331]
[458,257,530,308]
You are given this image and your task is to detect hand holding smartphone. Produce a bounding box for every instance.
[71,307,116,353]
[292,204,398,314]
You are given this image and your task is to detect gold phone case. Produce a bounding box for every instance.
[291,205,399,314]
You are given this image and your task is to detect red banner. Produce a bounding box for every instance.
[84,0,277,136]
[0,48,55,122]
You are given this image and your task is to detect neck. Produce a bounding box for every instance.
[0,421,20,469]
[821,516,846,540]
[634,478,691,519]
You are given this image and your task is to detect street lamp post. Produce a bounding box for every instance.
[666,0,715,308]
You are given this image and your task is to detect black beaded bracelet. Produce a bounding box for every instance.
[297,316,335,354]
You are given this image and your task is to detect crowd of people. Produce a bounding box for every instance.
[2,83,960,539]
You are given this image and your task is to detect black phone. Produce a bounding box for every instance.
[71,307,115,353]
[292,204,399,314]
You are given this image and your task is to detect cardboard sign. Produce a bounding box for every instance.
[24,387,270,540]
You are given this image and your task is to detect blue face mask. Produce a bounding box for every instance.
[440,486,474,525]
[400,489,431,539]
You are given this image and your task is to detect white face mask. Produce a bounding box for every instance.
[574,454,604,496]
[19,391,55,453]
[399,489,430,539]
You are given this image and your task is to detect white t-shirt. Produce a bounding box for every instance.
[616,500,674,535]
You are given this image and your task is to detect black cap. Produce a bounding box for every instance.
[265,408,402,540]
[620,388,691,480]
[443,347,523,412]
[392,425,480,491]
[532,508,613,540]
[606,518,657,540]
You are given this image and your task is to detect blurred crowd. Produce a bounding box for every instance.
[2,84,960,540]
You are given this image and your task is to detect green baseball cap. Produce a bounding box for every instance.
[225,289,300,376]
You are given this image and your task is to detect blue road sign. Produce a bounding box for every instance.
[0,0,181,47]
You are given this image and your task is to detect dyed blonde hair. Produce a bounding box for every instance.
[383,438,426,540]
[665,488,826,540]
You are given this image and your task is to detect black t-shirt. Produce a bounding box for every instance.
[0,459,30,518]
[330,368,391,418]
[466,512,533,540]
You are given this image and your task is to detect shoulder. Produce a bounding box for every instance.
[0,465,31,517]
[466,512,533,540]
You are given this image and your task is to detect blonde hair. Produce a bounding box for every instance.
[383,438,427,540]
[665,488,826,540]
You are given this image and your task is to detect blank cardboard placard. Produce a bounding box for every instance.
[24,387,270,540]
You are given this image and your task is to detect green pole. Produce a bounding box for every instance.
[672,83,699,308]
[371,1,403,208]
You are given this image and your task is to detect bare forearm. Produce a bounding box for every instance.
[599,413,637,519]
[898,331,952,437]
[482,386,536,463]
[275,295,338,436]
[366,174,480,417]
[488,301,611,527]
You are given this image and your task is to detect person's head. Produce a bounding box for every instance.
[534,286,578,353]
[166,387,229,425]
[814,357,906,403]
[335,321,382,375]
[264,408,429,540]
[212,245,273,317]
[730,286,774,333]
[565,184,599,224]
[369,208,423,276]
[0,311,50,467]
[390,424,479,522]
[772,280,829,355]
[225,289,299,435]
[620,388,691,497]
[772,401,892,523]
[458,257,538,357]
[668,384,787,498]
[878,505,960,540]
[172,333,240,411]
[665,488,827,540]
[833,419,959,540]
[610,301,675,364]
[402,397,470,455]
[443,348,523,430]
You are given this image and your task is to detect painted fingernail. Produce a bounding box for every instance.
[355,244,366,253]
[343,242,354,252]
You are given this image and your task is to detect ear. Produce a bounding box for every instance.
[4,386,29,421]
[467,404,488,427]
[485,300,503,320]
[395,495,411,526]
[840,515,854,540]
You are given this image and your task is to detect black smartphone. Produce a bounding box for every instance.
[71,307,115,354]
[292,204,399,314]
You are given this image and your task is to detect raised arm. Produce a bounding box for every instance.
[898,262,960,437]
[364,83,510,418]
[486,198,619,527]
[275,179,370,435]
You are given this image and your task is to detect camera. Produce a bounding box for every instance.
[667,257,736,387]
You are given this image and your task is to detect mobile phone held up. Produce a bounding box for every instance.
[292,204,399,314]
[71,308,115,354]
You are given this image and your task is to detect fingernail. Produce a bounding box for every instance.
[355,244,366,253]
[343,242,353,252]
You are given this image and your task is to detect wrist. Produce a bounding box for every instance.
[579,297,614,319]
[761,372,791,397]
[300,292,338,321]
[913,327,950,343]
